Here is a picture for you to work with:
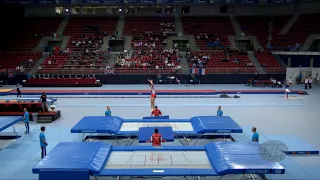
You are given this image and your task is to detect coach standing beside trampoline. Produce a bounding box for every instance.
[39,126,48,159]
[105,106,112,116]
[16,83,21,97]
[217,106,223,116]
[40,92,48,112]
[252,127,259,142]
[23,108,30,134]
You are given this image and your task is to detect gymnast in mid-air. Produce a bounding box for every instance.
[148,79,156,111]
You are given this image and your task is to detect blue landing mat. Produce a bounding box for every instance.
[0,116,23,132]
[232,127,319,155]
[264,134,319,155]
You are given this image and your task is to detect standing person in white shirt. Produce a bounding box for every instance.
[308,76,312,89]
[288,77,292,87]
[317,74,319,84]
[304,77,308,90]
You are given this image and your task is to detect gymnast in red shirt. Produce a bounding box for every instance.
[151,106,162,116]
[147,128,165,146]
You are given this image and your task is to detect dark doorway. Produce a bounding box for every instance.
[109,40,124,52]
[236,40,253,51]
[173,40,188,51]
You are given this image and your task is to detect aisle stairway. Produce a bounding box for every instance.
[229,16,243,36]
[29,53,50,74]
[174,13,184,36]
[179,52,189,74]
[279,14,300,35]
[247,51,265,74]
[116,15,125,37]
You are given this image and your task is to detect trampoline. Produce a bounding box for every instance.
[32,142,285,180]
[0,116,23,138]
[0,97,56,104]
[70,116,243,145]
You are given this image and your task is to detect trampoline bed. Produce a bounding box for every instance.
[32,142,285,180]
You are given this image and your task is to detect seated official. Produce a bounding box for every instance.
[151,106,162,116]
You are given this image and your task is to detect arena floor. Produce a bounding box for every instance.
[0,84,319,180]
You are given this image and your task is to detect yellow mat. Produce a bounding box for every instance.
[0,89,13,93]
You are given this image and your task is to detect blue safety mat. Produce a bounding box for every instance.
[71,116,123,133]
[264,134,319,155]
[205,142,285,174]
[33,142,285,180]
[71,116,243,135]
[138,127,174,143]
[0,116,23,132]
[32,142,111,174]
[143,115,170,119]
[99,169,218,176]
[191,116,243,133]
[123,119,190,122]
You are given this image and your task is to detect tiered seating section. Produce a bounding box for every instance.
[39,52,109,74]
[37,17,117,74]
[124,17,175,51]
[254,52,285,73]
[269,16,291,50]
[0,52,42,74]
[64,17,118,52]
[274,13,320,50]
[115,17,180,74]
[182,17,234,50]
[8,15,318,75]
[40,54,69,70]
[6,17,62,50]
[188,51,256,74]
[238,17,270,49]
[115,50,180,74]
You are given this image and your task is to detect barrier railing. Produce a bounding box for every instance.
[34,67,285,75]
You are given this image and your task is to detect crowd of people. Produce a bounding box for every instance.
[70,25,106,55]
[131,22,176,50]
[15,58,35,73]
[184,23,224,48]
[114,49,181,70]
[187,48,251,68]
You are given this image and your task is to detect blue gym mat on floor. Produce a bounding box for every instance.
[32,142,285,180]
